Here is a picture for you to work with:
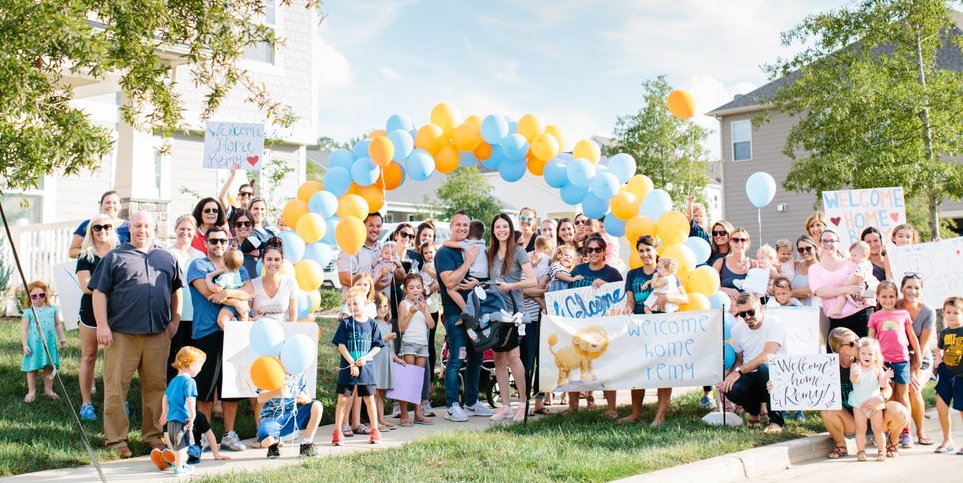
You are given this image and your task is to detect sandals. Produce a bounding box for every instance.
[857,450,867,462]
[827,445,848,459]
[917,436,934,446]
[352,424,372,435]
[886,441,899,458]
[531,407,550,416]
[399,419,414,427]
[414,417,434,425]
[876,450,886,462]
[341,425,354,437]
[934,444,955,454]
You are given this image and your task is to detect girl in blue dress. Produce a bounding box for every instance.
[21,280,65,402]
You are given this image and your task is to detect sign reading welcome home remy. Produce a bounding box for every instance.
[203,121,265,170]
[821,187,905,248]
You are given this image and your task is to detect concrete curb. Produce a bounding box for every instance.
[613,433,834,483]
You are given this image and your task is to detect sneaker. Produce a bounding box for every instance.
[266,443,280,459]
[391,402,401,418]
[899,431,913,449]
[299,442,317,457]
[422,400,436,417]
[173,464,195,477]
[79,403,97,421]
[186,444,201,465]
[220,430,246,452]
[490,406,514,422]
[331,429,344,446]
[149,448,170,471]
[464,402,495,417]
[445,403,469,422]
[698,395,717,410]
[369,428,382,444]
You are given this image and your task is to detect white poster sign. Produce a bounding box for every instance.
[888,237,963,310]
[821,187,906,248]
[52,261,81,331]
[539,310,723,393]
[764,305,822,355]
[222,320,319,398]
[544,282,631,319]
[203,121,265,170]
[768,354,841,411]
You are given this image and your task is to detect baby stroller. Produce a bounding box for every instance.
[459,283,531,353]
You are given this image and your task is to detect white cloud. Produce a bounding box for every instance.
[462,39,524,85]
[315,39,352,88]
[378,67,402,80]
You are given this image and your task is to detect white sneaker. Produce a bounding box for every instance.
[220,430,246,452]
[391,402,401,418]
[464,402,495,417]
[445,403,469,422]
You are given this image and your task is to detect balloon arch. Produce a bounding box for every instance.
[270,99,730,324]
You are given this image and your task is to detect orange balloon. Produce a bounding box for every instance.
[610,191,640,220]
[414,124,445,153]
[545,125,565,151]
[354,183,385,213]
[680,292,710,312]
[281,199,309,229]
[625,215,656,242]
[368,136,394,167]
[530,132,560,161]
[686,266,721,296]
[381,161,404,190]
[335,216,367,255]
[626,174,654,200]
[656,210,690,246]
[336,194,369,220]
[296,181,323,203]
[464,115,482,126]
[629,250,643,269]
[430,103,460,133]
[250,356,285,391]
[573,139,601,164]
[473,142,493,161]
[367,129,388,139]
[452,123,483,152]
[659,243,696,273]
[666,90,696,119]
[516,113,544,142]
[434,145,460,174]
[527,156,547,176]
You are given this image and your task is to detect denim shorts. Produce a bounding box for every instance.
[885,361,911,384]
[400,341,429,358]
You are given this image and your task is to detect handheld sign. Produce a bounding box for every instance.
[203,121,265,170]
[768,354,841,411]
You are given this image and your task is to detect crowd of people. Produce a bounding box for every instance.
[16,171,963,471]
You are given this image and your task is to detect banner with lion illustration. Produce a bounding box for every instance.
[539,309,724,392]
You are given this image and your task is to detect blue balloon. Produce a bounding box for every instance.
[543,158,570,188]
[250,319,285,356]
[328,149,354,170]
[405,149,435,181]
[560,183,588,205]
[723,312,735,339]
[481,148,505,170]
[557,152,574,162]
[498,159,526,182]
[481,115,509,144]
[308,191,338,218]
[350,157,379,187]
[386,113,414,132]
[323,167,351,197]
[500,133,529,161]
[745,171,777,208]
[296,290,311,319]
[507,120,518,134]
[255,259,263,276]
[459,151,479,168]
[566,159,597,188]
[321,216,339,245]
[279,334,317,374]
[303,242,333,267]
[581,192,610,219]
[606,153,636,184]
[640,189,672,220]
[710,291,732,313]
[685,236,712,265]
[603,212,626,237]
[724,343,737,370]
[589,172,619,200]
[278,230,306,263]
[387,129,414,161]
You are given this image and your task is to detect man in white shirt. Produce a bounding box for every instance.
[719,292,787,433]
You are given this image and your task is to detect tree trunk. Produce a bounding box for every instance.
[916,29,939,239]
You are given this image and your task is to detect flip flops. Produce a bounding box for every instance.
[414,418,434,425]
[934,444,955,454]
[399,419,414,427]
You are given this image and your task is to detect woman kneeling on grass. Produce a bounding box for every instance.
[820,327,909,459]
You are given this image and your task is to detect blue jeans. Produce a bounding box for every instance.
[444,314,482,408]
[722,363,784,427]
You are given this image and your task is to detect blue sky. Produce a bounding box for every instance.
[314,0,851,158]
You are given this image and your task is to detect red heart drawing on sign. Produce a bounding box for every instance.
[246,155,259,166]
[890,212,899,222]
[830,217,841,226]
[956,250,961,256]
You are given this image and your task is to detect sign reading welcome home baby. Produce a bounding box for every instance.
[203,121,265,170]
[222,320,318,398]
[821,187,905,248]
[544,282,631,319]
[539,309,722,393]
[769,354,841,411]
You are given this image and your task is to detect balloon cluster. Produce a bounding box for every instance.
[248,320,318,391]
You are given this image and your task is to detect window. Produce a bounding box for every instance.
[243,1,276,64]
[731,120,752,161]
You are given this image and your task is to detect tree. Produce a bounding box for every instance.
[425,166,502,223]
[764,0,963,238]
[0,0,319,192]
[607,76,714,206]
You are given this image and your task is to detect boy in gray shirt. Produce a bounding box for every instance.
[442,220,488,309]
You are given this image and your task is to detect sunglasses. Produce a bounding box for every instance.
[207,238,230,245]
[398,232,414,239]
[203,208,220,214]
[519,215,534,222]
[584,246,604,254]
[842,340,857,348]
[903,272,922,279]
[234,221,252,228]
[797,246,814,254]
[30,292,46,300]
[574,219,587,225]
[238,191,253,197]
[91,224,113,232]
[712,230,728,236]
[731,237,748,243]
[735,308,757,319]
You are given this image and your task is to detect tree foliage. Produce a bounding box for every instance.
[426,166,502,223]
[763,0,963,237]
[607,76,714,206]
[0,0,319,192]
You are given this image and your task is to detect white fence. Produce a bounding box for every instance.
[1,220,78,291]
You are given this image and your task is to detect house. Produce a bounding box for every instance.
[708,13,963,246]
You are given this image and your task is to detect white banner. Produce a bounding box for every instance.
[222,320,319,398]
[203,121,265,170]
[52,261,81,331]
[764,305,823,355]
[768,354,841,411]
[888,237,963,309]
[544,282,631,319]
[539,309,723,392]
[821,187,906,248]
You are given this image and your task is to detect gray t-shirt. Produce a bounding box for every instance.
[490,245,530,312]
[458,239,489,280]
[911,304,935,363]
